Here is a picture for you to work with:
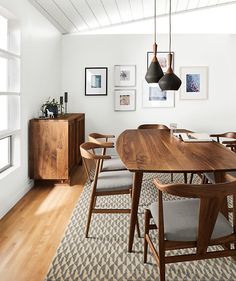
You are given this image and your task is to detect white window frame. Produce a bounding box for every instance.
[0,7,20,174]
[0,136,11,173]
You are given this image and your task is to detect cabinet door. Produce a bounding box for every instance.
[30,120,69,180]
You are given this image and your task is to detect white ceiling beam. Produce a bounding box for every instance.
[115,0,133,22]
[156,0,168,15]
[29,0,68,34]
[70,0,100,28]
[87,0,111,26]
[84,0,101,27]
[143,0,153,18]
[100,0,122,24]
[176,0,190,11]
[36,0,77,33]
[53,0,87,32]
[130,0,144,20]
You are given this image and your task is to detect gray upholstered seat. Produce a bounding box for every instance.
[205,171,236,184]
[101,156,126,171]
[150,199,233,241]
[94,170,133,192]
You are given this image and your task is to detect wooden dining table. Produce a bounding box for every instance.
[116,129,236,252]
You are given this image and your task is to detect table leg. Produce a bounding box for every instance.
[214,171,228,219]
[128,171,143,253]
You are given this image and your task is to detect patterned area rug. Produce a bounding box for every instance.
[45,173,236,281]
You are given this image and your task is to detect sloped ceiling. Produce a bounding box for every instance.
[29,0,236,34]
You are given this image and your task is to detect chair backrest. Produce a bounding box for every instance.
[211,132,236,142]
[80,142,113,182]
[154,178,236,255]
[210,132,236,152]
[138,124,169,130]
[88,133,115,144]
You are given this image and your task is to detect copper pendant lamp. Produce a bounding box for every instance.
[145,0,164,84]
[158,0,182,91]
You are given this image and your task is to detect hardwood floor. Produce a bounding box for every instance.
[0,165,86,281]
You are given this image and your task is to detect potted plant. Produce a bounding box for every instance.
[41,97,60,118]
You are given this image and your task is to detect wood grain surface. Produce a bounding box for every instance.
[29,113,85,182]
[116,129,236,173]
[0,166,86,281]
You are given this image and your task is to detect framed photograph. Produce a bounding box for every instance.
[147,52,174,73]
[142,80,174,108]
[114,89,136,111]
[180,66,208,100]
[85,67,107,96]
[114,65,136,87]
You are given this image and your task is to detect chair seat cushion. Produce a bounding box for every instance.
[204,171,236,184]
[150,199,233,241]
[94,170,133,192]
[101,156,126,171]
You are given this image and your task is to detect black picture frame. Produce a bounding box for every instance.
[85,67,108,96]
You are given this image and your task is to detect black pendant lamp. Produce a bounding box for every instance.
[145,0,164,83]
[159,0,181,91]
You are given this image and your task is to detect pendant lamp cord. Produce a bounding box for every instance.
[154,0,156,44]
[169,0,172,53]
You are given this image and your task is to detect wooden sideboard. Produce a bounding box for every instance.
[29,113,85,184]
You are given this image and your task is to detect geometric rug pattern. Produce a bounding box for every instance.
[45,173,236,281]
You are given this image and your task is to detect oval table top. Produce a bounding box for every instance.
[116,129,236,173]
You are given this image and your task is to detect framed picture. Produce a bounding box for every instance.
[114,89,136,111]
[85,67,107,96]
[142,80,174,108]
[147,52,174,73]
[180,66,208,100]
[114,65,136,87]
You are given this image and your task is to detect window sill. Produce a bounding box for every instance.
[0,165,20,180]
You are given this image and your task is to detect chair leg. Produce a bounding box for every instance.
[136,214,141,238]
[85,193,96,238]
[184,173,188,184]
[189,173,194,184]
[144,209,151,263]
[130,189,141,237]
[170,173,174,182]
[201,175,208,184]
[159,260,166,281]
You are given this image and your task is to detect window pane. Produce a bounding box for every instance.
[0,137,10,172]
[8,95,20,130]
[0,15,8,50]
[8,58,20,92]
[0,57,7,91]
[0,95,8,131]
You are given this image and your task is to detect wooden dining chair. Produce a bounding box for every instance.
[138,124,169,130]
[144,178,236,281]
[88,133,126,173]
[80,142,140,238]
[138,124,188,184]
[202,132,236,184]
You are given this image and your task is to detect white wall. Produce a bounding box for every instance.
[61,34,236,138]
[0,0,61,218]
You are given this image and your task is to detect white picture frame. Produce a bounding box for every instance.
[180,66,208,100]
[114,65,136,87]
[85,67,107,96]
[114,89,136,111]
[147,52,174,73]
[142,81,174,108]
